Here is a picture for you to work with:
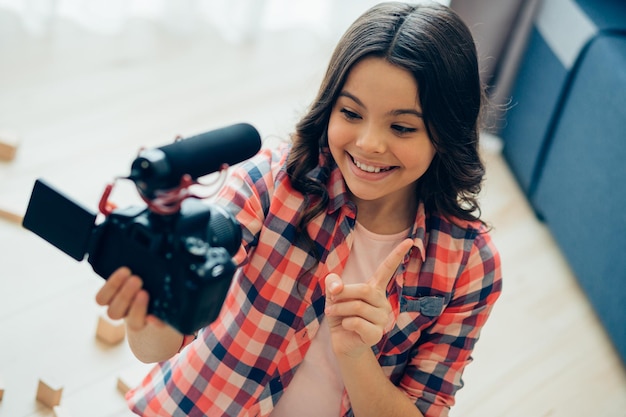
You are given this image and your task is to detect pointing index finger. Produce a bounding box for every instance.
[369,238,413,291]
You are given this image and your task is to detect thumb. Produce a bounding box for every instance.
[325,273,344,300]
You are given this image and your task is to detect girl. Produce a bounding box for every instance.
[96,2,502,416]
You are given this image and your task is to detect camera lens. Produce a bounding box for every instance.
[207,206,242,256]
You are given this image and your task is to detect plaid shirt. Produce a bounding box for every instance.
[126,145,502,417]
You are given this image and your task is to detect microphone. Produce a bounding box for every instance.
[129,123,261,197]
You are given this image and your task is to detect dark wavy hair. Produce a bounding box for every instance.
[286,1,486,236]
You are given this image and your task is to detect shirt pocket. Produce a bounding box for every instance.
[378,295,445,381]
[381,295,445,353]
[400,294,445,317]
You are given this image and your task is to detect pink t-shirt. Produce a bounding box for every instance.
[270,222,409,416]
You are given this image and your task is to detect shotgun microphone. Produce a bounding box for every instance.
[130,123,261,198]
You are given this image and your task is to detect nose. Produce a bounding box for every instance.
[356,126,386,153]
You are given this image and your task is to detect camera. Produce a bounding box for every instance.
[22,123,261,335]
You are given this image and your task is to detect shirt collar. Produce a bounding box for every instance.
[326,165,353,215]
[314,146,427,261]
[312,146,353,215]
[409,203,427,262]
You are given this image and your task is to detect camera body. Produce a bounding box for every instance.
[23,123,261,334]
[89,198,240,335]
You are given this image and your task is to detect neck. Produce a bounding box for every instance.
[350,194,417,235]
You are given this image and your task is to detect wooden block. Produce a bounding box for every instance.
[0,131,20,161]
[116,365,150,396]
[0,375,4,401]
[95,314,126,345]
[0,206,23,224]
[116,374,132,396]
[53,405,72,417]
[36,378,63,408]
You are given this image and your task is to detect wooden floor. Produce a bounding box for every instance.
[1,9,625,417]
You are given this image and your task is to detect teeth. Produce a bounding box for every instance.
[354,159,387,173]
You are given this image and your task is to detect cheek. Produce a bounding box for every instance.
[326,119,339,149]
[421,148,437,169]
[421,146,437,167]
[327,115,350,149]
[398,142,436,172]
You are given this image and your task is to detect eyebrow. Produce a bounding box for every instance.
[338,91,423,118]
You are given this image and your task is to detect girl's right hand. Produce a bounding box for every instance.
[95,267,184,363]
[95,267,165,331]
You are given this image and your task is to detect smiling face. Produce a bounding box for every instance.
[327,56,436,219]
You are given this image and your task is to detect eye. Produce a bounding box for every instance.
[340,108,361,121]
[391,124,417,135]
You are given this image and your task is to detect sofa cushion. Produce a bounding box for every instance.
[501,0,626,197]
[532,34,626,363]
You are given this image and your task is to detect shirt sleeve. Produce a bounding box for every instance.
[402,228,502,417]
[213,146,288,266]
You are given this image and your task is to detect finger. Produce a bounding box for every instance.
[326,283,380,306]
[325,273,344,301]
[126,289,150,331]
[95,267,132,306]
[326,299,389,326]
[146,314,166,328]
[107,275,143,320]
[341,316,384,346]
[368,238,413,291]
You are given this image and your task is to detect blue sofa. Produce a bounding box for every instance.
[501,0,626,364]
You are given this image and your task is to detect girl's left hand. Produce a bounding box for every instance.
[324,238,413,358]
